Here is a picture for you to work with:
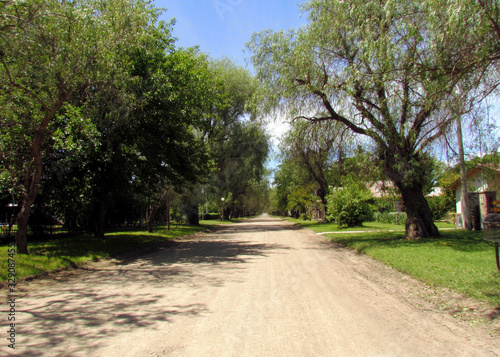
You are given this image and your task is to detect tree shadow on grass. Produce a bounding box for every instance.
[328,230,493,254]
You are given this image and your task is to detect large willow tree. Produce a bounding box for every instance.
[248,0,492,239]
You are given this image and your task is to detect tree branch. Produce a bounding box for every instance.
[0,151,11,171]
[1,56,49,112]
[478,0,500,43]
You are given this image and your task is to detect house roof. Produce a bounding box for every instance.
[367,181,396,198]
[449,164,500,191]
[367,181,442,197]
[427,187,443,197]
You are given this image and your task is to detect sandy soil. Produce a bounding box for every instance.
[2,214,500,356]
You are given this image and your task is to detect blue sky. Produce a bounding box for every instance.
[152,0,308,68]
[152,1,308,169]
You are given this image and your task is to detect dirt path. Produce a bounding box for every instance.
[3,215,500,356]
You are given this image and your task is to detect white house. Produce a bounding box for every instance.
[449,164,500,229]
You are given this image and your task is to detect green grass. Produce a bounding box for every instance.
[284,218,456,233]
[0,224,206,282]
[287,218,500,307]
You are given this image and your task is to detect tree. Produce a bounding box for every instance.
[206,58,259,138]
[248,0,488,239]
[130,46,214,230]
[432,0,500,229]
[280,119,352,206]
[286,184,317,219]
[210,121,270,218]
[197,58,269,221]
[272,159,302,216]
[0,0,158,253]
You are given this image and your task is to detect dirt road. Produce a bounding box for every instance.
[3,215,500,356]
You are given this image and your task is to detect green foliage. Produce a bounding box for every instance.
[248,0,495,238]
[208,120,270,217]
[280,120,353,203]
[374,212,407,226]
[326,176,374,227]
[286,184,317,217]
[0,0,267,242]
[372,196,400,213]
[197,58,269,220]
[427,191,456,221]
[271,159,308,215]
[1,0,165,250]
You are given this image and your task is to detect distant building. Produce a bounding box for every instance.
[367,181,404,212]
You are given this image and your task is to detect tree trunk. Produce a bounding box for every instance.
[145,195,159,233]
[384,150,440,239]
[146,204,159,233]
[398,184,440,239]
[166,188,171,231]
[95,200,107,238]
[15,129,46,254]
[185,203,200,226]
[14,94,68,254]
[147,212,154,233]
[15,207,30,254]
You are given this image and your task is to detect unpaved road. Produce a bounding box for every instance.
[3,215,500,356]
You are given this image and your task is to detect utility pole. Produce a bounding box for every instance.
[457,114,472,230]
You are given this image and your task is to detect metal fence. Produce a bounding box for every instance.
[0,224,17,240]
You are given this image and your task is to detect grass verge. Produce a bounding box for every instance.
[0,225,206,282]
[286,218,500,307]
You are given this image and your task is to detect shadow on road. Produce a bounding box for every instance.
[217,220,302,234]
[14,224,292,356]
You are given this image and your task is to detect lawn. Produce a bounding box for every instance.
[0,224,206,282]
[286,218,500,307]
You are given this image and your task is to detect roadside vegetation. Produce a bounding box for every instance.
[287,218,500,307]
[1,0,270,254]
[251,0,500,240]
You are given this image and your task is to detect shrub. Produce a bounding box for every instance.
[326,177,374,227]
[299,213,310,221]
[202,213,219,221]
[374,211,407,225]
[427,190,455,221]
[373,196,400,213]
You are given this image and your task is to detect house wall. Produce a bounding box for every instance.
[455,169,500,228]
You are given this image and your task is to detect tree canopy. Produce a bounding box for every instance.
[248,0,497,239]
[0,0,269,253]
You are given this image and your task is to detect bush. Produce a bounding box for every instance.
[202,213,220,221]
[427,190,455,221]
[326,177,374,227]
[374,211,407,225]
[373,196,400,213]
[299,213,310,221]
